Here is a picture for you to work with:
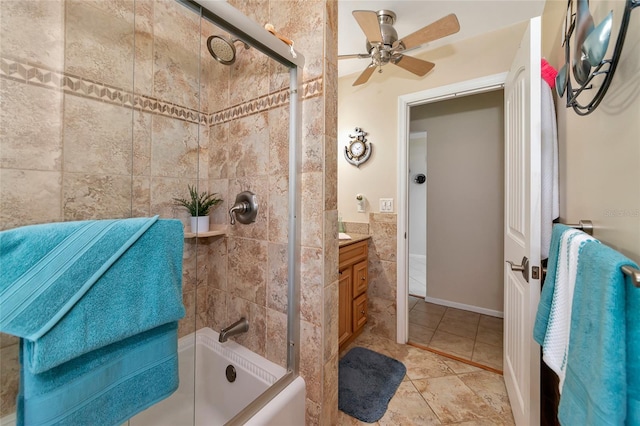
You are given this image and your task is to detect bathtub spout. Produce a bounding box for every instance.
[219,317,249,342]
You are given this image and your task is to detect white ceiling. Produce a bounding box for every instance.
[338,1,547,78]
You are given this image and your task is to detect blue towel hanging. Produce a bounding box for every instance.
[0,216,186,425]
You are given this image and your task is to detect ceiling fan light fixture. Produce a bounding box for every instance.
[376,10,396,25]
[342,9,460,86]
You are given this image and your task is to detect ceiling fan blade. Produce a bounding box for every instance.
[392,55,435,77]
[352,10,382,44]
[338,53,372,60]
[397,14,460,51]
[353,65,376,86]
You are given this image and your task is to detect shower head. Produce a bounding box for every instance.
[206,35,249,65]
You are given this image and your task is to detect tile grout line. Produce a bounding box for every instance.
[404,378,443,425]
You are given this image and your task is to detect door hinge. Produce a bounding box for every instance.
[532,266,540,280]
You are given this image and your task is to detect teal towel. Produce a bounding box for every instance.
[533,223,571,345]
[0,216,185,373]
[626,262,640,425]
[19,322,179,426]
[558,241,640,425]
[0,216,185,425]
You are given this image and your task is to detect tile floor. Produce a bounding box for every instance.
[407,296,504,371]
[338,327,514,425]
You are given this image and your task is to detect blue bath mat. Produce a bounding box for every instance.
[338,346,406,423]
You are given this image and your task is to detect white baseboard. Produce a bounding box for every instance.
[0,412,16,426]
[424,296,503,318]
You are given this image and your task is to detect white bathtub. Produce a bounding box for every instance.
[129,327,305,426]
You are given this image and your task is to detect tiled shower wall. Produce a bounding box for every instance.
[221,1,340,423]
[0,0,338,424]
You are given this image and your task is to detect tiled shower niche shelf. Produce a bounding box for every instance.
[184,225,227,239]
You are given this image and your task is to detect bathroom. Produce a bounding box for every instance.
[0,0,338,424]
[336,0,639,424]
[1,0,639,425]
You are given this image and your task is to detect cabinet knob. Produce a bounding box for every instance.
[361,310,365,315]
[361,277,366,280]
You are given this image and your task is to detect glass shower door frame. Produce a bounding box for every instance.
[184,1,304,424]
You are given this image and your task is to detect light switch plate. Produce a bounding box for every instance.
[379,198,393,213]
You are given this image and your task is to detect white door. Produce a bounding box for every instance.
[503,17,542,426]
[408,132,427,299]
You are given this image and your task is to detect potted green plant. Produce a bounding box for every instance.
[173,185,223,233]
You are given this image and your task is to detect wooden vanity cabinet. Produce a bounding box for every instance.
[338,239,369,350]
[338,267,352,346]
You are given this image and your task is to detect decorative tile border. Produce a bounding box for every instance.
[1,55,323,127]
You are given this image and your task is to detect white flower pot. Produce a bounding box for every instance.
[190,216,209,233]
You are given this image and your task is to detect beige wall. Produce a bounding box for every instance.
[0,0,338,424]
[410,91,505,312]
[337,21,527,224]
[337,22,528,336]
[337,0,639,343]
[541,0,640,262]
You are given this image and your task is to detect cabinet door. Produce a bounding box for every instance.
[353,293,368,332]
[353,259,368,297]
[338,267,353,347]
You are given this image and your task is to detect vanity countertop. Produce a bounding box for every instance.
[338,233,370,247]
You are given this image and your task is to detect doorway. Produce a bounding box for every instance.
[397,74,508,371]
[408,90,505,370]
[408,131,427,298]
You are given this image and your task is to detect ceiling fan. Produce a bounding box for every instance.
[339,10,460,86]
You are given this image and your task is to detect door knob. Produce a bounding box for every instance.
[506,256,529,282]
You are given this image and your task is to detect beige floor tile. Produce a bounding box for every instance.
[412,301,448,315]
[428,330,475,359]
[437,316,479,340]
[346,328,411,363]
[479,315,504,331]
[408,322,435,346]
[413,376,497,423]
[458,371,511,417]
[396,346,456,381]
[452,415,515,426]
[409,309,444,329]
[440,357,483,374]
[476,325,503,347]
[338,409,377,425]
[378,381,442,425]
[443,307,481,324]
[342,329,391,357]
[471,341,503,371]
[408,295,421,310]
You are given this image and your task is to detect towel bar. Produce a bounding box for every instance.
[563,219,593,236]
[622,266,640,287]
[540,219,640,287]
[542,259,640,287]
